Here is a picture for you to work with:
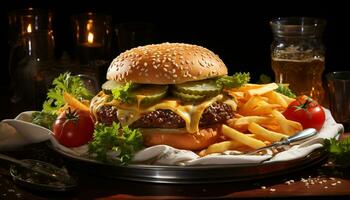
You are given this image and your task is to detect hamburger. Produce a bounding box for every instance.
[90,43,247,151]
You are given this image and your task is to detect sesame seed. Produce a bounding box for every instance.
[337,181,341,184]
[144,62,148,66]
[331,183,337,186]
[324,186,328,189]
[269,188,276,192]
[261,186,266,189]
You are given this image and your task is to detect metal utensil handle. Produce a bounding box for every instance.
[0,153,31,168]
[0,153,60,181]
[285,128,317,145]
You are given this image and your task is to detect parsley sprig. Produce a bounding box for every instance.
[324,137,350,167]
[42,72,92,114]
[88,122,143,165]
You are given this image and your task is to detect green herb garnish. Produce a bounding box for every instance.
[275,84,296,98]
[324,137,350,167]
[42,72,92,114]
[216,72,250,89]
[88,122,143,165]
[31,111,57,130]
[257,74,272,84]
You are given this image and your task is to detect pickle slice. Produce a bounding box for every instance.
[129,85,168,105]
[102,80,139,94]
[175,79,222,96]
[172,89,207,102]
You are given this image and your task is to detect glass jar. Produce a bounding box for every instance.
[270,17,326,104]
[8,8,56,111]
[72,12,112,85]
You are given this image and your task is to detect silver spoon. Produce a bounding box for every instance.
[0,153,77,191]
[247,128,318,155]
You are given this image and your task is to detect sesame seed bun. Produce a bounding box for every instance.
[106,43,228,84]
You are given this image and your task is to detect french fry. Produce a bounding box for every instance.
[63,92,90,112]
[250,104,281,116]
[246,83,279,96]
[239,96,280,116]
[222,125,266,149]
[271,110,303,135]
[203,140,243,156]
[248,122,288,142]
[232,84,262,92]
[238,96,265,115]
[227,116,270,132]
[279,93,295,105]
[263,91,288,108]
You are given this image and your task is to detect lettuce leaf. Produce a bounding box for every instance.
[216,72,250,89]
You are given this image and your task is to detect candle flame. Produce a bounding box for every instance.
[87,19,93,31]
[88,32,94,44]
[27,24,32,33]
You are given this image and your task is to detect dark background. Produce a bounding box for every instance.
[1,0,349,118]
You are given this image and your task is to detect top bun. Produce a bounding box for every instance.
[106,43,227,84]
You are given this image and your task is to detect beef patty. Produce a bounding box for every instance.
[97,102,234,128]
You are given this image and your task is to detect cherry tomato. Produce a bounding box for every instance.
[53,108,94,147]
[283,95,325,131]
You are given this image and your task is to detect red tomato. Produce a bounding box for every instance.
[53,108,94,147]
[283,95,325,131]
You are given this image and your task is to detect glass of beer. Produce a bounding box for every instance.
[270,17,326,104]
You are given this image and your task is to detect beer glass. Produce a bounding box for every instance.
[270,17,326,105]
[327,71,350,131]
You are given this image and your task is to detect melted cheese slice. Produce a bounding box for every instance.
[117,95,225,133]
[92,92,236,133]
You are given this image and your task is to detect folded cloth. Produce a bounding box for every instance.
[0,109,344,166]
[0,111,51,150]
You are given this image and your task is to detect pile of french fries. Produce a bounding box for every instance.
[199,83,303,156]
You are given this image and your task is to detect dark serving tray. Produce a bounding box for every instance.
[47,142,327,184]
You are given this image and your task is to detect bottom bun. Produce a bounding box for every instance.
[141,127,221,151]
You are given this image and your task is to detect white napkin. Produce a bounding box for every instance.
[0,109,344,166]
[132,109,343,165]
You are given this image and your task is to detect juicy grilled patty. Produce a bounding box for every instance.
[97,102,234,128]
